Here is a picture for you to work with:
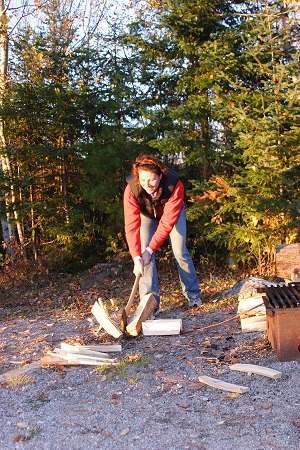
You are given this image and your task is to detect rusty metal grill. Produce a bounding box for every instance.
[262,283,300,362]
[264,283,300,309]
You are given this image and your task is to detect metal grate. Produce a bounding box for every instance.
[264,283,300,309]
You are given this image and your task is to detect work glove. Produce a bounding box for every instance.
[141,249,151,267]
[133,256,144,277]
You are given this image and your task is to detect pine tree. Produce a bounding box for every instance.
[188,1,300,273]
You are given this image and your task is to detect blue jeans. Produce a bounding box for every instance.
[139,206,201,308]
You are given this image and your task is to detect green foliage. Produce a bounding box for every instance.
[1,0,299,277]
[40,233,103,273]
[136,0,300,274]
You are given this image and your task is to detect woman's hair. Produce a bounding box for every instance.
[132,155,167,183]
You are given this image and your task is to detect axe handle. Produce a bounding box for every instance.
[125,273,141,317]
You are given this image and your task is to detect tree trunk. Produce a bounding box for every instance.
[0,0,27,259]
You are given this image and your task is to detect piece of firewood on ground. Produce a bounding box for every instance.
[142,319,182,335]
[41,354,79,367]
[50,348,116,364]
[230,363,282,379]
[71,344,122,353]
[45,351,116,366]
[60,342,110,358]
[198,375,250,394]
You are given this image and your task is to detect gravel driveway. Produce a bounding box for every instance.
[1,299,299,450]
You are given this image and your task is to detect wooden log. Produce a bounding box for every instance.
[41,354,78,367]
[126,293,157,337]
[230,363,282,379]
[142,319,182,336]
[91,299,122,338]
[60,342,110,358]
[51,349,115,363]
[46,351,116,366]
[198,375,250,394]
[75,344,122,353]
[240,315,267,332]
[238,293,267,333]
[238,296,265,316]
[0,361,41,383]
[276,243,300,279]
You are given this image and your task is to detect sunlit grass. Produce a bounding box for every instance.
[6,374,35,386]
[97,353,150,381]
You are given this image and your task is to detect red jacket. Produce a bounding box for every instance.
[124,180,184,259]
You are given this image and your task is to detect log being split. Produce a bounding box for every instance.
[126,293,157,337]
[198,375,250,394]
[91,299,122,338]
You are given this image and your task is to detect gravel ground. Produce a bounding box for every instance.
[1,297,299,450]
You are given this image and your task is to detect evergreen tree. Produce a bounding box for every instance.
[187,1,300,272]
[126,1,300,273]
[3,2,114,266]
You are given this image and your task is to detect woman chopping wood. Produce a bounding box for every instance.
[124,154,201,314]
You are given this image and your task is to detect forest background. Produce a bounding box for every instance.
[0,0,299,278]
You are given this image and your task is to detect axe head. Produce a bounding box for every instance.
[118,308,128,333]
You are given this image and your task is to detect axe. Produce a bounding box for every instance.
[118,273,141,333]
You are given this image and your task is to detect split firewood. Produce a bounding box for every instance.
[47,351,116,366]
[237,296,265,315]
[198,375,250,394]
[230,364,282,379]
[51,348,116,364]
[72,344,122,353]
[237,294,267,333]
[142,319,182,336]
[41,354,78,367]
[91,300,122,338]
[60,342,110,358]
[240,315,267,332]
[126,293,157,337]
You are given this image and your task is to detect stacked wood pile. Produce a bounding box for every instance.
[42,342,122,367]
[236,277,279,333]
[238,294,267,332]
[236,240,300,333]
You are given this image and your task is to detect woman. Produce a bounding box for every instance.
[124,154,201,312]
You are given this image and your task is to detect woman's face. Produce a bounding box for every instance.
[138,170,162,195]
